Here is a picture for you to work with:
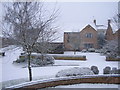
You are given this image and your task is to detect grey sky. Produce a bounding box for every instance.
[0,1,118,41]
[45,2,118,41]
[54,2,118,31]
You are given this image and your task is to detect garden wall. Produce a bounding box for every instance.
[7,75,120,90]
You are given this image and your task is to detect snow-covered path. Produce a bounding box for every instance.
[0,47,119,82]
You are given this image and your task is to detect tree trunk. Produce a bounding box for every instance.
[74,50,76,54]
[28,52,32,81]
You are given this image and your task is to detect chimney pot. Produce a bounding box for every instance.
[108,19,111,25]
[94,19,96,25]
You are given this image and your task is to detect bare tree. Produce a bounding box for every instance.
[113,13,120,56]
[113,13,120,29]
[67,33,80,54]
[2,2,59,81]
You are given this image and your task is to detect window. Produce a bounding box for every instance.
[85,33,93,38]
[84,43,93,49]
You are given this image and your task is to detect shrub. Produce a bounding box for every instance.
[81,49,87,52]
[110,67,117,74]
[14,54,55,67]
[91,66,99,74]
[56,67,94,77]
[88,48,95,52]
[15,58,25,63]
[103,66,111,74]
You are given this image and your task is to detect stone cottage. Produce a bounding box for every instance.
[64,19,119,51]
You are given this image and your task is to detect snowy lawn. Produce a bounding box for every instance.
[0,46,119,88]
[54,51,119,74]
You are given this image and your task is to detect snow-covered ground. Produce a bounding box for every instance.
[54,83,119,88]
[0,46,119,88]
[54,51,119,74]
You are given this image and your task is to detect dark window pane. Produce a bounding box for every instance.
[85,33,93,38]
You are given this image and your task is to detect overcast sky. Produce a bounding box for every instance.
[0,1,119,41]
[50,2,118,31]
[45,2,118,41]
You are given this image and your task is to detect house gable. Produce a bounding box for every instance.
[79,24,98,50]
[80,24,97,34]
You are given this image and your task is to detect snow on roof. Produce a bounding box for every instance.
[110,23,118,33]
[80,20,118,34]
[96,25,107,30]
[80,23,97,32]
[64,20,118,35]
[80,21,106,32]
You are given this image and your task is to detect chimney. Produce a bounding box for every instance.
[108,19,111,25]
[93,19,96,25]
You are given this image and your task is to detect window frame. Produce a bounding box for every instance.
[85,33,93,38]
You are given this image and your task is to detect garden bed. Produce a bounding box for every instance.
[106,57,120,61]
[52,55,86,60]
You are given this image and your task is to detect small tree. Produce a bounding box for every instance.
[68,33,80,54]
[2,2,59,81]
[103,39,119,57]
[113,13,120,56]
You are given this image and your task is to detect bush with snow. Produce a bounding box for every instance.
[31,54,54,66]
[95,50,101,53]
[103,66,111,74]
[103,66,120,74]
[91,66,99,74]
[56,67,94,77]
[110,68,120,74]
[102,39,119,57]
[88,48,95,52]
[110,67,118,74]
[14,54,55,67]
[81,49,87,52]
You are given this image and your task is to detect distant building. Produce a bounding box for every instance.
[64,19,119,51]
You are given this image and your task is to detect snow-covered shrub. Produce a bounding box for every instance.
[56,67,94,77]
[14,54,54,67]
[88,48,95,52]
[81,49,87,52]
[117,69,120,74]
[110,68,120,74]
[103,39,119,57]
[103,66,111,74]
[31,54,54,66]
[110,67,117,74]
[95,50,101,53]
[91,66,99,74]
[15,57,26,63]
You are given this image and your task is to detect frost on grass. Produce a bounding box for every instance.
[56,67,94,77]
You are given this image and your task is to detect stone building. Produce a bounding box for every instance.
[64,19,119,51]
